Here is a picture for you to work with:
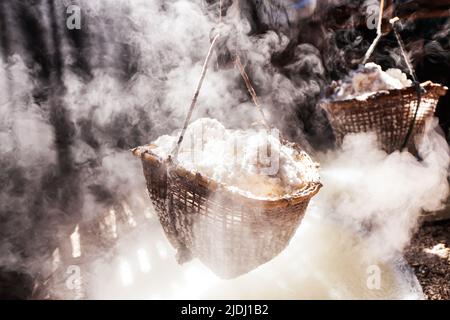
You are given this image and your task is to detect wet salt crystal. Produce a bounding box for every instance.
[334,63,412,101]
[152,118,311,198]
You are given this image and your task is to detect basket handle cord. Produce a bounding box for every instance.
[390,17,423,150]
[172,0,271,160]
[166,34,221,265]
[362,3,423,151]
[234,56,271,130]
[171,33,221,160]
[362,2,418,83]
[362,0,385,64]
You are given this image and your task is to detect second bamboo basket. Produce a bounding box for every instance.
[320,81,447,154]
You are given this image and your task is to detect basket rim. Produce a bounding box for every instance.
[132,144,322,208]
[319,81,448,111]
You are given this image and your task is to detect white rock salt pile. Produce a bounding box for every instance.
[333,63,412,101]
[151,118,315,199]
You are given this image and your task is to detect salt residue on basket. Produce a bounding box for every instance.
[152,118,313,199]
[332,63,412,101]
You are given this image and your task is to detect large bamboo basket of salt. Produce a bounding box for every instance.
[132,137,321,279]
[133,36,321,278]
[320,80,447,154]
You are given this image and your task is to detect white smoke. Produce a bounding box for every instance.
[1,0,310,288]
[80,117,448,300]
[316,118,449,261]
[0,0,449,300]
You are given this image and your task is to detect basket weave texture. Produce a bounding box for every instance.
[132,143,321,279]
[320,82,447,153]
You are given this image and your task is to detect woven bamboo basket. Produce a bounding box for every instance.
[320,81,447,154]
[132,143,321,279]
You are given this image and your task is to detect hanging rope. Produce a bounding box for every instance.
[390,17,418,83]
[360,2,424,153]
[172,0,271,159]
[172,33,221,159]
[390,17,423,150]
[234,56,271,130]
[219,0,269,130]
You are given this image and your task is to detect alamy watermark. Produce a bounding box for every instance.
[366,264,381,290]
[66,5,81,30]
[66,265,82,290]
[183,126,281,176]
[365,0,380,30]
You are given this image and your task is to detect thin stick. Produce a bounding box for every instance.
[363,0,385,64]
[172,33,221,159]
[234,56,270,130]
[376,0,384,33]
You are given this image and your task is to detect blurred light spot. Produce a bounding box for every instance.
[122,202,137,227]
[119,260,134,286]
[424,243,449,259]
[70,225,81,258]
[137,248,151,273]
[106,208,118,239]
[144,208,153,219]
[178,265,217,298]
[156,241,168,259]
[52,248,61,272]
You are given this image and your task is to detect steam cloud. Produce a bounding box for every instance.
[0,0,449,299]
[82,118,448,300]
